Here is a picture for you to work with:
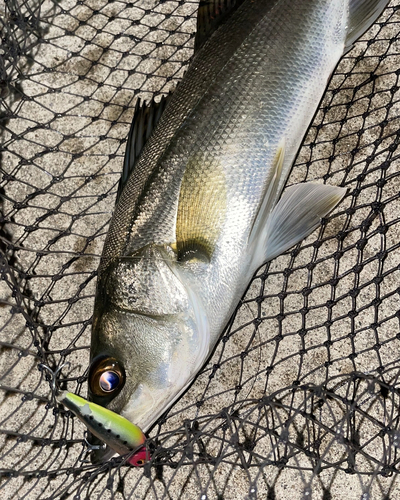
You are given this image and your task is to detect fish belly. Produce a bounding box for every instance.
[162,0,348,343]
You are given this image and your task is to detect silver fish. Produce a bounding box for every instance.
[88,0,389,461]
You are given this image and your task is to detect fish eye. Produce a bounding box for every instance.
[89,356,125,397]
[99,370,120,392]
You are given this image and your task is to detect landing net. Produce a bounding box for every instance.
[1,1,400,498]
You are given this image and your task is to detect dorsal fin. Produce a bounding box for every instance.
[117,95,171,203]
[194,0,246,52]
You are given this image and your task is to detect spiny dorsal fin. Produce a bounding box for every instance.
[195,0,247,52]
[117,94,171,203]
[175,155,227,262]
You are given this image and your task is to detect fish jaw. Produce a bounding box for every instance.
[120,351,202,432]
[89,248,210,461]
[92,303,209,428]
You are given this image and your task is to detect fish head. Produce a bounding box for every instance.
[89,245,209,462]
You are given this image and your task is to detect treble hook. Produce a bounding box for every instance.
[79,431,107,463]
[38,362,149,466]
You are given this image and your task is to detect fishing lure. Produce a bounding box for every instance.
[40,363,149,466]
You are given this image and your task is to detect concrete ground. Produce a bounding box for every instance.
[1,0,400,498]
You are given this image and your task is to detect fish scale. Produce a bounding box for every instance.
[88,0,390,464]
[100,0,283,270]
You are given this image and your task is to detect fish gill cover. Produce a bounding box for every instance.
[1,0,400,499]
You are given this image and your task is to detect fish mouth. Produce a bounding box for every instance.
[88,385,156,465]
[89,435,150,466]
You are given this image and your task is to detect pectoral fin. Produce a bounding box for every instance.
[250,183,347,270]
[175,156,227,261]
[248,141,285,250]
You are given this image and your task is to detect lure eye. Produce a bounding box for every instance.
[128,447,150,467]
[89,356,125,397]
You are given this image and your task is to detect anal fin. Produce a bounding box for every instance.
[250,183,347,270]
[345,0,390,52]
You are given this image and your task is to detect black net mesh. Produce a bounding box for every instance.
[1,0,400,498]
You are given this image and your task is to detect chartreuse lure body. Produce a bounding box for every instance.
[57,391,148,466]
